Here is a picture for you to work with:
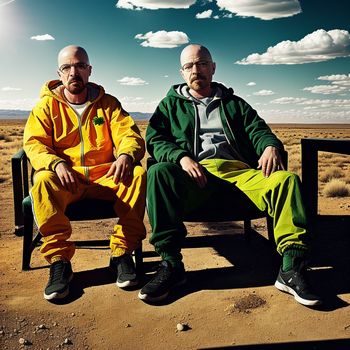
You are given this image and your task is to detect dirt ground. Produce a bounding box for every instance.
[1,120,350,350]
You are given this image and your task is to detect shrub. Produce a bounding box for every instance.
[323,179,350,198]
[319,167,344,182]
[0,133,12,142]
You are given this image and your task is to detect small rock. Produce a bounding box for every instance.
[63,338,72,345]
[176,323,189,332]
[71,313,75,317]
[19,337,31,345]
[38,324,47,330]
[125,323,131,328]
[0,330,4,336]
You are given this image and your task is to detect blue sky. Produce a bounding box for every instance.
[0,0,349,123]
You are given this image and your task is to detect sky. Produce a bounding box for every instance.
[0,0,349,123]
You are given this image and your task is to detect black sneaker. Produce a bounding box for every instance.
[138,260,186,302]
[44,260,73,301]
[274,263,321,306]
[110,254,138,288]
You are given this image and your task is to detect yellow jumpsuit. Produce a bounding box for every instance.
[24,80,146,263]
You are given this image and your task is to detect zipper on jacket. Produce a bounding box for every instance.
[220,101,246,163]
[192,101,199,159]
[69,104,90,183]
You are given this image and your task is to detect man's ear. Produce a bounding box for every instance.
[57,70,62,80]
[212,62,216,75]
[180,68,185,80]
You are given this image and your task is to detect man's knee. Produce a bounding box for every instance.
[273,170,300,185]
[33,170,60,187]
[147,162,181,180]
[133,164,146,180]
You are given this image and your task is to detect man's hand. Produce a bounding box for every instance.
[55,162,79,193]
[106,154,133,184]
[180,156,207,188]
[257,146,285,177]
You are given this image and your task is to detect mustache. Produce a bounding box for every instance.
[68,76,83,84]
[190,74,206,83]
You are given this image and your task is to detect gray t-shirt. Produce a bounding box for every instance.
[178,85,243,162]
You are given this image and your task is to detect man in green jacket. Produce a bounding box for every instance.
[139,44,320,306]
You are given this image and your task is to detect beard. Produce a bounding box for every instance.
[189,74,209,91]
[66,77,86,95]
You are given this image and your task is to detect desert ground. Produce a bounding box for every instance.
[1,119,350,350]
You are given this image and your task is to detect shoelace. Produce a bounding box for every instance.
[49,262,66,284]
[150,264,172,284]
[290,262,309,291]
[118,256,135,275]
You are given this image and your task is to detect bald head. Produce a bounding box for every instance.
[180,44,212,67]
[58,45,89,68]
[179,44,215,98]
[57,45,92,103]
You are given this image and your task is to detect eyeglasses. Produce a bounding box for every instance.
[181,60,211,72]
[59,62,90,74]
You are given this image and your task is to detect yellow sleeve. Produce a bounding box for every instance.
[109,101,145,163]
[23,100,65,171]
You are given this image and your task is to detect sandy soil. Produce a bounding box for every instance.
[1,120,350,350]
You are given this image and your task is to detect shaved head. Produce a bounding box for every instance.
[58,45,89,68]
[179,44,215,98]
[180,44,212,67]
[57,45,91,103]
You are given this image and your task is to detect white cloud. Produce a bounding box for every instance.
[120,96,144,102]
[196,9,213,19]
[121,99,159,113]
[0,0,15,6]
[253,89,275,96]
[259,108,350,123]
[117,77,148,86]
[318,74,350,86]
[271,97,307,104]
[216,0,301,20]
[247,82,256,86]
[270,97,350,108]
[0,98,39,110]
[303,85,348,95]
[135,30,189,48]
[30,34,55,41]
[236,29,350,65]
[116,0,195,10]
[2,86,22,91]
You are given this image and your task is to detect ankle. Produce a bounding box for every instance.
[282,247,307,272]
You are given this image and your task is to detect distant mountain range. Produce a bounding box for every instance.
[0,109,152,120]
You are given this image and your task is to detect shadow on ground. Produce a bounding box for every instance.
[52,216,350,310]
[199,337,350,350]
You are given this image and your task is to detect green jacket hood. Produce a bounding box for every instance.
[39,80,104,104]
[167,82,234,100]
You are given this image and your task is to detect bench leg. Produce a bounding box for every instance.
[134,245,143,274]
[244,219,252,238]
[266,216,274,243]
[22,215,34,270]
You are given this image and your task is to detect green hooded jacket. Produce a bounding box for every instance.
[146,82,284,168]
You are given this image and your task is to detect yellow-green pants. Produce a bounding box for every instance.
[30,165,146,263]
[147,159,309,267]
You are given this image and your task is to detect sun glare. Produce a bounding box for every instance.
[0,0,21,47]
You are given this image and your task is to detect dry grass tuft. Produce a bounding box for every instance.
[323,179,350,198]
[0,133,12,142]
[319,167,344,182]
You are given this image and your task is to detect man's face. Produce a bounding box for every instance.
[58,49,91,95]
[180,47,215,92]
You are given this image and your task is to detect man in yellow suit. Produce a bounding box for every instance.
[24,45,146,301]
